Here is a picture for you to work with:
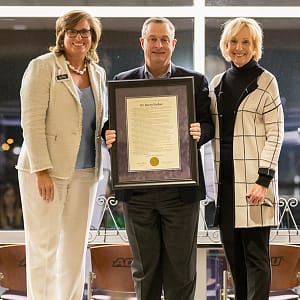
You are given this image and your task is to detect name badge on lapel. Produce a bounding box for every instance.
[56,74,69,81]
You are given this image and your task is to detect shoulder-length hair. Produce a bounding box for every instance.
[49,10,102,63]
[219,17,263,62]
[0,183,23,229]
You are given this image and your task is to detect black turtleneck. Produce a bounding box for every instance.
[219,59,272,188]
[221,59,261,146]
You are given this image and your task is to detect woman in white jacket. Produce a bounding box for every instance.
[16,10,106,300]
[209,17,284,300]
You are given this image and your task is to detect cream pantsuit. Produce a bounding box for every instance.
[16,52,106,300]
[18,169,98,300]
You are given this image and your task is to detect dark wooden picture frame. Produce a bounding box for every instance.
[108,76,199,189]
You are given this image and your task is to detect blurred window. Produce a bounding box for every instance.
[0,2,299,232]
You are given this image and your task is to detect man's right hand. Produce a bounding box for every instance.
[105,129,117,149]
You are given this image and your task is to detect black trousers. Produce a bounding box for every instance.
[123,187,199,300]
[218,146,271,300]
[219,197,271,300]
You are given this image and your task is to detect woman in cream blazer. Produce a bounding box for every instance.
[17,52,105,178]
[16,10,106,300]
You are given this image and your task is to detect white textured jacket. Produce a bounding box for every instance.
[16,52,106,179]
[209,69,284,228]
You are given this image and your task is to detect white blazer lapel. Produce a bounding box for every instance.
[55,55,79,102]
[88,64,100,105]
[88,64,103,133]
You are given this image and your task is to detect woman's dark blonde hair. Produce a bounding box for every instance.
[219,17,263,62]
[49,10,102,63]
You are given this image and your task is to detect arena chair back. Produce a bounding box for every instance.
[88,244,136,300]
[0,244,27,300]
[269,244,300,299]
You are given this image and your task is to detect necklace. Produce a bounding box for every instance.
[66,60,87,75]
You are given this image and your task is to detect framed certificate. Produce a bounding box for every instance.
[108,76,199,189]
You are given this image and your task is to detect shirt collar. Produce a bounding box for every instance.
[144,64,172,79]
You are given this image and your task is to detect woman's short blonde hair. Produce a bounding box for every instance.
[219,17,263,62]
[49,10,102,63]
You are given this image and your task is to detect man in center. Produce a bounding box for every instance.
[104,17,214,300]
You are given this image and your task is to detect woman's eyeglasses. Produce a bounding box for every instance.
[66,29,92,38]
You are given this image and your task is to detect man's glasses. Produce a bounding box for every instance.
[66,29,92,38]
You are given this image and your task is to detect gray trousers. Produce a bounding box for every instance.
[123,188,199,300]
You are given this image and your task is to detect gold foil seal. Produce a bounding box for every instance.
[150,157,159,166]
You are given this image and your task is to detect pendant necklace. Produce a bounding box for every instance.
[66,60,87,75]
